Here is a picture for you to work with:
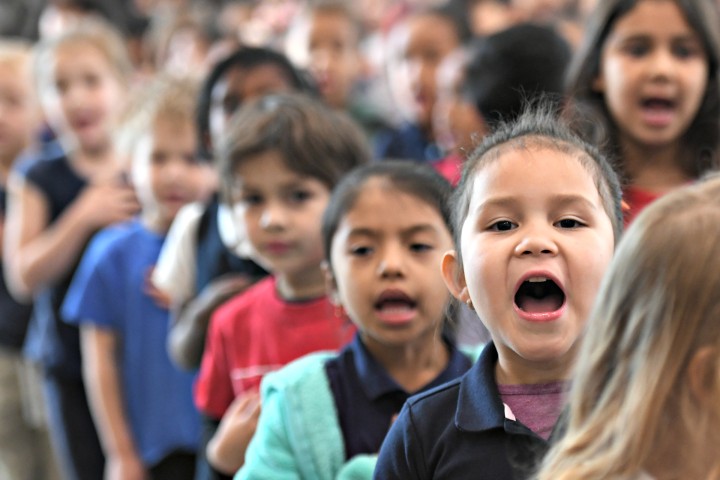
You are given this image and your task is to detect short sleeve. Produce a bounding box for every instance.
[152,202,204,305]
[61,229,121,330]
[194,308,236,419]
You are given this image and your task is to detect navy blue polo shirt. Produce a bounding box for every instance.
[325,334,472,460]
[374,343,555,479]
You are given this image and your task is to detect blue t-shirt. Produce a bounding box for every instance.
[325,334,472,460]
[373,123,441,162]
[62,219,200,465]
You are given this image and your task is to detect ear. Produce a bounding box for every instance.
[441,249,471,304]
[687,346,719,407]
[321,260,341,306]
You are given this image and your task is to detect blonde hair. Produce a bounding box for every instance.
[115,74,200,162]
[34,18,134,96]
[537,174,720,479]
[0,40,32,74]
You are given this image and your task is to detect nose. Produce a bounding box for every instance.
[648,47,678,80]
[513,224,559,257]
[259,200,287,231]
[376,242,405,279]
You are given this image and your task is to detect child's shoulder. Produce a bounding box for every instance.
[85,220,150,261]
[262,351,337,392]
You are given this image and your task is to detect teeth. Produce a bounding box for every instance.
[527,277,548,283]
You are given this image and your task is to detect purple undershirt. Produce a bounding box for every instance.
[498,380,569,440]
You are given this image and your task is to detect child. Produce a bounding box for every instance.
[287,1,388,140]
[237,161,477,479]
[537,175,720,479]
[2,20,139,480]
[375,7,462,162]
[62,75,209,480]
[0,40,60,480]
[433,22,572,185]
[153,47,314,372]
[195,93,369,474]
[565,0,720,224]
[374,104,623,479]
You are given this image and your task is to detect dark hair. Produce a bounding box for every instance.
[196,46,316,160]
[219,93,370,195]
[565,0,720,179]
[451,101,623,266]
[463,23,572,126]
[321,161,453,268]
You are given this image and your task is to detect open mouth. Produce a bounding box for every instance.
[640,97,676,127]
[514,277,565,314]
[641,97,675,110]
[374,289,417,324]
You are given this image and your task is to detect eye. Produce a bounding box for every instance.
[241,194,263,206]
[287,190,312,204]
[623,41,649,57]
[555,218,585,229]
[672,42,703,59]
[409,243,433,253]
[349,245,372,256]
[488,220,517,232]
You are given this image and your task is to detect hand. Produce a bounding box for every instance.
[207,391,261,474]
[105,451,147,480]
[75,179,140,230]
[144,266,171,309]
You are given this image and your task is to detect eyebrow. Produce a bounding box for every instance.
[346,224,441,239]
[475,194,600,213]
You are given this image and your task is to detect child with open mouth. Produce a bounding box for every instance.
[375,102,624,479]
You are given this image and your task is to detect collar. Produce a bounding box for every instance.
[455,342,508,432]
[352,334,470,401]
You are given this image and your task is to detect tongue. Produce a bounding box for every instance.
[378,301,413,312]
[517,295,561,314]
[642,104,674,127]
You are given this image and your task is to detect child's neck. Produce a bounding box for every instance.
[140,209,171,235]
[620,138,692,193]
[274,267,326,301]
[71,144,117,179]
[495,343,574,385]
[0,155,13,185]
[363,330,449,393]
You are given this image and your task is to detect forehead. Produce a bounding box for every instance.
[339,179,446,232]
[216,63,294,100]
[233,149,306,186]
[405,14,459,51]
[608,0,696,39]
[467,146,603,209]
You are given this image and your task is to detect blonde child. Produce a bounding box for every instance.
[62,76,211,480]
[2,21,139,480]
[375,105,623,479]
[238,161,477,479]
[566,0,720,224]
[537,175,720,479]
[194,94,369,474]
[0,40,60,480]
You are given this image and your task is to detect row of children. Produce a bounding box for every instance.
[1,0,720,479]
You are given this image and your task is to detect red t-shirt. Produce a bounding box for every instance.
[194,276,355,419]
[623,186,662,227]
[432,152,463,187]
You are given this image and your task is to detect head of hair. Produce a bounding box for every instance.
[218,93,370,196]
[537,174,720,479]
[321,160,453,269]
[33,18,134,95]
[115,74,200,164]
[196,46,316,160]
[565,0,720,178]
[462,23,572,126]
[307,0,364,43]
[450,100,623,268]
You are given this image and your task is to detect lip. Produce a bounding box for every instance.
[512,270,566,323]
[374,288,417,325]
[264,241,292,255]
